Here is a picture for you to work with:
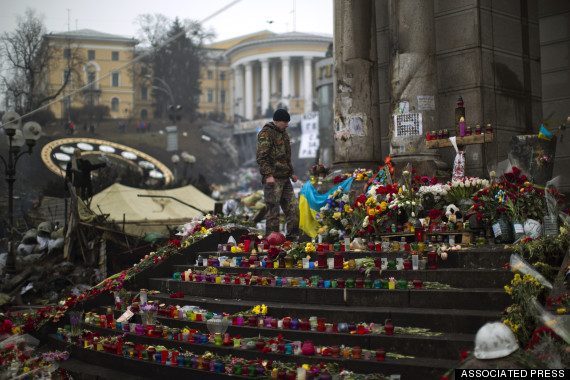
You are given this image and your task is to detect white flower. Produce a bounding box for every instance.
[406,201,411,205]
[341,194,350,203]
[444,184,451,191]
[363,216,369,227]
[411,212,416,217]
[341,218,348,226]
[411,201,416,206]
[459,182,465,188]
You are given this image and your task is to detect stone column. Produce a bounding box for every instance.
[303,57,313,114]
[234,65,244,118]
[388,0,439,175]
[261,59,270,116]
[245,62,253,120]
[271,61,278,101]
[333,0,382,167]
[281,57,291,108]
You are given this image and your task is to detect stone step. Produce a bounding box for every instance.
[50,328,458,379]
[98,307,472,360]
[141,294,502,334]
[148,278,511,311]
[188,245,513,269]
[171,265,513,288]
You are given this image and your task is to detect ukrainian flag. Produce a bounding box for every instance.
[538,124,553,141]
[299,177,354,238]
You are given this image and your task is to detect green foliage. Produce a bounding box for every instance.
[513,226,570,267]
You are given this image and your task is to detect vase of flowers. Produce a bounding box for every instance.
[141,301,158,326]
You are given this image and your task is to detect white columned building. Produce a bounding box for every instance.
[222,31,331,121]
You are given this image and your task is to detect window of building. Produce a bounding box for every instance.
[141,86,148,100]
[111,98,119,112]
[86,96,95,106]
[141,109,148,119]
[88,50,95,60]
[63,69,72,85]
[87,71,96,86]
[220,72,226,81]
[63,49,71,58]
[207,70,213,80]
[112,73,119,87]
[207,90,214,103]
[112,51,119,61]
[220,90,226,104]
[141,67,148,76]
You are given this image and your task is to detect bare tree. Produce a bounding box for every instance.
[0,8,83,117]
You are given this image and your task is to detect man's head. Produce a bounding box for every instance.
[73,148,82,158]
[273,109,290,132]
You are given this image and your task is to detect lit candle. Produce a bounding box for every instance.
[459,116,466,137]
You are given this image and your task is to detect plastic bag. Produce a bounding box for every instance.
[509,254,552,289]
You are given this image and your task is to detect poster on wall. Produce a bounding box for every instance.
[299,114,319,158]
[393,113,422,137]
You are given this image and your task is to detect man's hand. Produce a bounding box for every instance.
[266,176,275,185]
[291,174,298,182]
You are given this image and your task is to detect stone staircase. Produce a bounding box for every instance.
[46,231,514,379]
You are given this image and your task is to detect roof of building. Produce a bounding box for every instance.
[46,28,138,45]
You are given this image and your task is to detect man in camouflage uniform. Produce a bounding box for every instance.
[256,109,300,240]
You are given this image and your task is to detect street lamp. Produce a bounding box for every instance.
[171,154,180,183]
[181,151,196,181]
[0,112,42,280]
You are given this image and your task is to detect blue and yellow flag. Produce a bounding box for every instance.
[538,124,553,141]
[299,177,354,238]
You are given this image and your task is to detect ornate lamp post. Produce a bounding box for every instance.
[171,154,180,183]
[0,112,42,280]
[181,151,196,181]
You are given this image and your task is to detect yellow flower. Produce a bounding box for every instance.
[523,181,530,186]
[367,208,376,216]
[380,202,387,211]
[231,246,237,253]
[398,187,403,194]
[504,285,513,296]
[252,305,261,315]
[305,243,316,252]
[200,227,207,234]
[344,205,353,213]
[261,304,268,315]
[365,197,376,206]
[333,189,341,198]
[333,212,341,220]
[302,364,310,370]
[557,308,567,315]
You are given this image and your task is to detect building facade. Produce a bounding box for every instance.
[43,29,138,120]
[201,31,332,122]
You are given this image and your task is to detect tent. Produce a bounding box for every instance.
[90,183,216,236]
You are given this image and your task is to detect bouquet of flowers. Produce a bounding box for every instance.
[352,194,390,236]
[179,214,217,238]
[316,186,354,240]
[446,177,489,204]
[309,164,330,177]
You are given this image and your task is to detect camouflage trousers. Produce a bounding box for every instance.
[263,177,300,239]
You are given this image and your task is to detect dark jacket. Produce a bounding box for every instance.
[65,159,106,197]
[256,122,294,179]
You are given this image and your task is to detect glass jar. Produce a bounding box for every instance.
[475,125,482,135]
[443,129,449,139]
[438,130,444,139]
[391,241,400,252]
[486,124,493,134]
[431,130,436,139]
[466,126,472,136]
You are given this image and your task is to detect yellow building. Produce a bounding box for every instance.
[42,29,138,120]
[42,29,330,123]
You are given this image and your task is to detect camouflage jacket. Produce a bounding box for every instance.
[256,122,294,179]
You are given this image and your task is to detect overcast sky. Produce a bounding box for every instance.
[0,0,333,43]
